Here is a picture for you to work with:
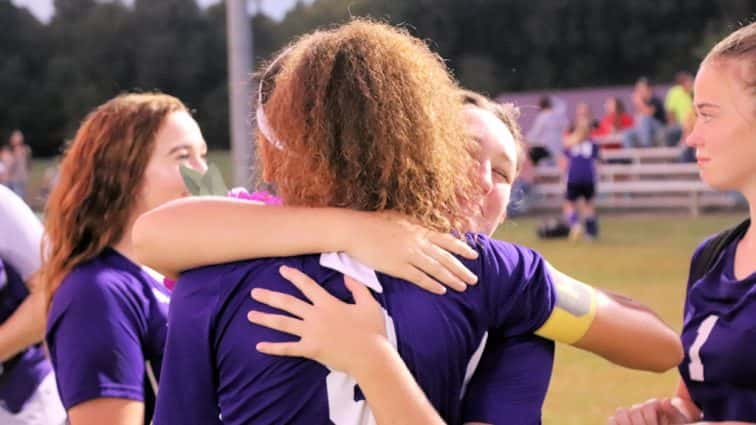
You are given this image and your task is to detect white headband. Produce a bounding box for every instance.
[255,48,293,151]
[255,98,283,150]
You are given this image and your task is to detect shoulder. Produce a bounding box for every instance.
[172,260,265,318]
[472,235,546,277]
[50,255,144,319]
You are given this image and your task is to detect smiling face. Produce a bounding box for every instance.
[138,111,208,215]
[464,106,519,236]
[686,59,756,193]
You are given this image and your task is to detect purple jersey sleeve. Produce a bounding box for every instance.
[462,334,554,424]
[477,236,557,337]
[46,267,147,409]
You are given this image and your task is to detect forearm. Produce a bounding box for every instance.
[352,338,444,425]
[575,292,683,372]
[0,290,46,362]
[133,197,357,278]
[68,398,144,425]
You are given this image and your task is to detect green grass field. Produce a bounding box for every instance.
[27,155,745,424]
[495,215,743,424]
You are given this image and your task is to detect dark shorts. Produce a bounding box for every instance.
[528,146,552,165]
[566,182,595,201]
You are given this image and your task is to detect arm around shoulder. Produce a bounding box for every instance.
[537,265,683,372]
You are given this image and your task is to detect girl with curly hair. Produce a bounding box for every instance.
[142,20,681,425]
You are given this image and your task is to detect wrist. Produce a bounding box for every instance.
[348,336,398,381]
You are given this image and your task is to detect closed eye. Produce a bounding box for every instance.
[493,169,511,183]
[696,111,713,123]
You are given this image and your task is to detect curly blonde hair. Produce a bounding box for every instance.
[257,19,479,233]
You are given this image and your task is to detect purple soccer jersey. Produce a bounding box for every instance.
[462,334,554,424]
[680,235,756,421]
[46,248,171,423]
[155,235,556,425]
[564,140,600,184]
[0,259,51,414]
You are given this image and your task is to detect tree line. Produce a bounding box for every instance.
[2,0,753,156]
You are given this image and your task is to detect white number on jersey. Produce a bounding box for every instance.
[688,314,718,382]
[326,309,397,425]
[569,142,593,159]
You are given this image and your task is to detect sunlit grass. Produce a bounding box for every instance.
[495,214,742,424]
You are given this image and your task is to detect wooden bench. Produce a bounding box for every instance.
[526,151,738,215]
[600,146,685,164]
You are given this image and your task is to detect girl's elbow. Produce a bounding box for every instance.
[649,332,684,373]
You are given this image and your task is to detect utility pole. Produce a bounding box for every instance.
[226,0,254,187]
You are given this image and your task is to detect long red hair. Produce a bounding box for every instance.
[41,93,187,305]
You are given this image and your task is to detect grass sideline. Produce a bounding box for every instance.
[496,214,743,424]
[28,156,745,423]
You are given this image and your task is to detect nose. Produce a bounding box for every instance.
[191,155,209,174]
[685,124,701,148]
[479,161,493,194]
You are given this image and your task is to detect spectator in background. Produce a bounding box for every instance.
[526,95,568,165]
[665,71,695,142]
[0,145,11,186]
[622,78,667,148]
[7,130,32,200]
[665,71,697,162]
[595,96,634,138]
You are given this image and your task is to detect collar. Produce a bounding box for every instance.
[319,252,383,293]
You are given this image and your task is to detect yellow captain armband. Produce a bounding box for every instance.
[535,265,609,345]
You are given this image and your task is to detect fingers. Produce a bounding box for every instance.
[343,275,376,306]
[429,232,478,260]
[250,288,311,319]
[423,242,478,285]
[610,400,664,425]
[611,408,632,425]
[247,310,303,337]
[278,265,329,304]
[410,250,467,292]
[627,404,648,425]
[255,341,303,357]
[401,266,447,295]
[638,401,660,425]
[659,398,692,423]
